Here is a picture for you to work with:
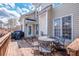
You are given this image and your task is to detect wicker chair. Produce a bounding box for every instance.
[52,37,68,55]
[38,41,52,56]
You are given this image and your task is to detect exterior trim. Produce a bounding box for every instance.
[46,10,48,36]
[53,14,73,41]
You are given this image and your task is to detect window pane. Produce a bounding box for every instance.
[62,16,71,39]
[54,18,61,38]
[36,24,38,34]
[28,26,31,35]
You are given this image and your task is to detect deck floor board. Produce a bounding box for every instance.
[5,42,21,56]
[5,39,67,56]
[5,39,34,56]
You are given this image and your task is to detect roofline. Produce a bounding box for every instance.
[38,4,52,15]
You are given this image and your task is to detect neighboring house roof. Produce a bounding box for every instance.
[25,18,36,21]
[38,4,52,15]
[19,11,36,21]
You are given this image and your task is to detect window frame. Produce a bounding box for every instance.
[62,15,72,39]
[53,17,62,39]
[53,14,73,41]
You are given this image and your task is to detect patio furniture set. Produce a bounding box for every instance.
[32,36,68,56]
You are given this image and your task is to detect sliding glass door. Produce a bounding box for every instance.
[27,25,33,37]
[62,16,72,40]
[54,15,72,40]
[54,18,61,39]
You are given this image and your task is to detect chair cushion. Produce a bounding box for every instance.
[39,47,51,53]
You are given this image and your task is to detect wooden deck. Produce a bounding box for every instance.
[5,39,34,56]
[0,32,11,56]
[4,38,68,56]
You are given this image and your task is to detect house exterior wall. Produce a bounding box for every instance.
[38,5,53,37]
[47,6,53,37]
[14,25,21,31]
[52,3,79,41]
[20,12,38,38]
[39,12,48,36]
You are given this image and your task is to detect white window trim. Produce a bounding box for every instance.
[53,17,62,38]
[61,14,73,41]
[53,14,73,41]
[46,11,48,36]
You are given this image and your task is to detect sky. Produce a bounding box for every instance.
[0,3,35,24]
[0,3,35,17]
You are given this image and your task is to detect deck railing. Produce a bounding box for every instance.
[0,32,11,56]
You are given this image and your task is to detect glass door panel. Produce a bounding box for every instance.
[62,16,71,39]
[54,18,61,39]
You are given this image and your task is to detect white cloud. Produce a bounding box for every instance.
[0,17,8,23]
[0,3,36,18]
[7,10,20,17]
[16,7,30,15]
[0,7,5,10]
[8,3,15,8]
[2,3,8,5]
[1,3,15,10]
[5,5,11,9]
[16,7,22,14]
[21,8,30,14]
[29,5,35,10]
[0,4,2,5]
[29,5,32,9]
[22,8,29,12]
[0,7,20,17]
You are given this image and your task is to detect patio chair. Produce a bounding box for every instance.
[53,37,68,55]
[38,41,52,56]
[38,46,51,56]
[32,40,39,50]
[32,39,40,55]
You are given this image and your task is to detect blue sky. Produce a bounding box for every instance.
[0,3,35,17]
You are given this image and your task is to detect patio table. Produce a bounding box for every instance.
[38,36,55,55]
[38,36,55,42]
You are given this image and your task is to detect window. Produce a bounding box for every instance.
[54,15,72,40]
[62,16,72,39]
[36,24,38,34]
[54,18,61,38]
[28,26,31,35]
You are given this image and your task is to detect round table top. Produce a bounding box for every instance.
[38,36,55,42]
